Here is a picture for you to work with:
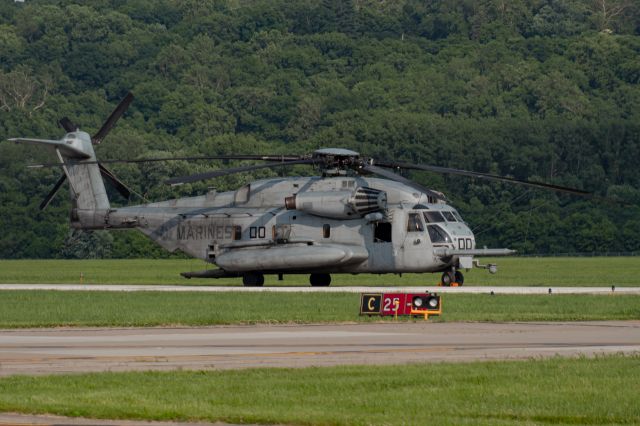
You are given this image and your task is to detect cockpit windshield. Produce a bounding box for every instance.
[442,211,457,222]
[423,211,445,223]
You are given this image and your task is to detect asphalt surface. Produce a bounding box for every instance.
[1,284,639,294]
[0,321,638,376]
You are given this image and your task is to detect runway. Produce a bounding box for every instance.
[2,284,640,294]
[1,321,638,376]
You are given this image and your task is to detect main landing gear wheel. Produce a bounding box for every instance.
[243,272,264,287]
[309,273,331,286]
[454,270,464,286]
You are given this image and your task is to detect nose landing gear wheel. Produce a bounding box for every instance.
[441,270,464,286]
[441,271,455,286]
[310,273,331,286]
[243,273,264,287]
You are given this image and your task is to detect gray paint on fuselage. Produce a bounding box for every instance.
[103,176,472,273]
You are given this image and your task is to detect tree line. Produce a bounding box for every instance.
[0,0,639,258]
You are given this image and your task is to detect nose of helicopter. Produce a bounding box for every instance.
[441,220,475,250]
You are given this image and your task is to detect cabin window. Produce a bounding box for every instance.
[323,224,330,238]
[427,225,452,244]
[406,213,424,232]
[443,211,457,222]
[233,226,242,240]
[374,222,392,242]
[423,211,445,223]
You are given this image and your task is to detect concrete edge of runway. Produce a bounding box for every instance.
[0,283,639,294]
[0,412,236,426]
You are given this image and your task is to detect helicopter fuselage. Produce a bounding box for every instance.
[80,176,477,276]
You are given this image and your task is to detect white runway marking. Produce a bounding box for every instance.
[0,284,639,294]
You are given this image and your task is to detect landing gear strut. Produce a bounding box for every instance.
[441,270,464,286]
[243,272,264,287]
[310,273,331,287]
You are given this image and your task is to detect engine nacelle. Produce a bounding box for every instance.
[285,187,387,219]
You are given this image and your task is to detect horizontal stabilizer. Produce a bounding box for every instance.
[9,138,91,159]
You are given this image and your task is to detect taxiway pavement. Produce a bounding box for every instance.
[0,321,638,376]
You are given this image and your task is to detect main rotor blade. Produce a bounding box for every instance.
[28,155,307,168]
[362,164,448,202]
[92,92,134,145]
[99,163,131,200]
[39,174,67,210]
[166,159,315,186]
[59,117,77,133]
[376,161,592,197]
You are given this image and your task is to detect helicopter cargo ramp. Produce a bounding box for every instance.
[0,284,639,294]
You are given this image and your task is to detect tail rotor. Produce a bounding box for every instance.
[51,92,133,209]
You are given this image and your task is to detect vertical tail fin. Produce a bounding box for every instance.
[62,138,110,211]
[10,133,110,212]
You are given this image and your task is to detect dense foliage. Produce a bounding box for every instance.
[1,0,639,258]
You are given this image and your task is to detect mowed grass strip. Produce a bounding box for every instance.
[0,257,639,286]
[0,291,638,328]
[0,355,638,425]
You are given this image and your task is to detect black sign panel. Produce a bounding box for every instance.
[360,293,382,315]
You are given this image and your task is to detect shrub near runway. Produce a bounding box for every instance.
[0,291,638,328]
[0,257,639,286]
[0,355,638,425]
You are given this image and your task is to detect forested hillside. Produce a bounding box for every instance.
[1,0,639,258]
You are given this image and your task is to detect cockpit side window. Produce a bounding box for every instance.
[443,211,457,222]
[427,224,452,244]
[423,211,445,223]
[406,213,424,232]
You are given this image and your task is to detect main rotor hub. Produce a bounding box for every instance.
[312,148,363,176]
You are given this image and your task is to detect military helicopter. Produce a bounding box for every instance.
[10,93,591,286]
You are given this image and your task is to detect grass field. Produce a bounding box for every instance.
[0,291,637,328]
[0,355,638,425]
[0,257,639,286]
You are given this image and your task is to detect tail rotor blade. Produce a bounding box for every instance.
[59,117,77,133]
[39,174,67,210]
[99,163,131,200]
[92,92,134,145]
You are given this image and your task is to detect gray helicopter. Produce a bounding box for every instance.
[10,93,591,286]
